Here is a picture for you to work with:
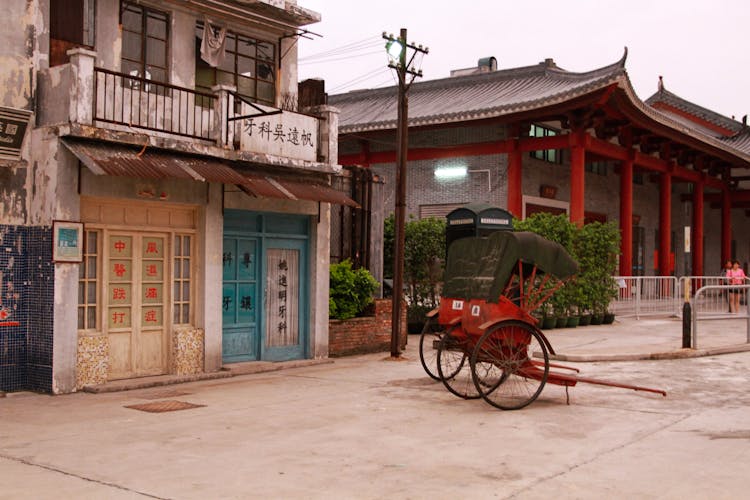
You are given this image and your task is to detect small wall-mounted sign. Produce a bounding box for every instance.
[539,184,557,199]
[53,220,84,263]
[0,106,33,160]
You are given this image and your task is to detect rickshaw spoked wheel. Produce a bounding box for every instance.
[418,316,443,381]
[471,320,549,410]
[436,325,482,399]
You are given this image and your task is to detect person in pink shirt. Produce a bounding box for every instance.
[726,260,747,313]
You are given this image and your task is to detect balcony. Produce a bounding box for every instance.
[37,48,335,172]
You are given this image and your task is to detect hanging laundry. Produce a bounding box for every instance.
[200,17,227,68]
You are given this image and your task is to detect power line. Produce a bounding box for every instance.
[299,35,381,62]
[298,49,385,65]
[328,66,391,93]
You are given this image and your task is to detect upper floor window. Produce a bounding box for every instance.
[529,124,562,164]
[586,161,609,176]
[121,2,169,83]
[195,24,277,107]
[50,0,95,66]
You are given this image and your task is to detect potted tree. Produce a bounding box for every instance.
[574,221,620,326]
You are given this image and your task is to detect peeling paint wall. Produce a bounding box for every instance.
[0,0,45,110]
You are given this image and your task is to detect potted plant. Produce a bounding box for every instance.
[574,221,620,326]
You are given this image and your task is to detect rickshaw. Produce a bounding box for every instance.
[419,231,666,410]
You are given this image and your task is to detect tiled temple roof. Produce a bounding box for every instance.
[330,53,628,134]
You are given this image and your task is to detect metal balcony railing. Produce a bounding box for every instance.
[93,68,216,141]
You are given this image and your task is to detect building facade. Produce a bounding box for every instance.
[1,0,354,394]
[331,53,750,280]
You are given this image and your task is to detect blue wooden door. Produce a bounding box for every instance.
[261,238,308,361]
[222,237,259,362]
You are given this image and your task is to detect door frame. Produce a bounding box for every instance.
[222,210,310,362]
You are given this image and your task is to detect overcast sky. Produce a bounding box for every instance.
[297,0,749,120]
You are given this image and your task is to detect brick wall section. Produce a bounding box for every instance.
[329,298,407,357]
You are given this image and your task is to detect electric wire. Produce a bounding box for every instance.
[328,66,391,93]
[299,35,382,62]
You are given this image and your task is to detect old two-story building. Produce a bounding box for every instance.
[1,0,357,394]
[331,53,750,279]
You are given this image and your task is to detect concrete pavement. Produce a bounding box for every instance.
[1,316,750,499]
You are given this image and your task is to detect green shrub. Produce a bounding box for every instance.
[329,259,379,320]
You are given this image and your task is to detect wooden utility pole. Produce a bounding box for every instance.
[383,29,428,357]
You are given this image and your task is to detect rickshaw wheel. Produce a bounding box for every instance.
[418,316,443,381]
[471,320,549,410]
[436,326,481,400]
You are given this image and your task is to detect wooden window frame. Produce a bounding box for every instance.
[120,1,170,83]
[195,23,278,107]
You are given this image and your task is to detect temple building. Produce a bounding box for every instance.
[331,52,750,278]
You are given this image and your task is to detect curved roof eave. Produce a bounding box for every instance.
[338,73,625,134]
[614,79,750,167]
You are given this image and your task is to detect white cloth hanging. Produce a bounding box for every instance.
[200,17,227,68]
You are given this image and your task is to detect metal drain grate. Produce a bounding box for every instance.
[125,400,205,413]
[138,390,192,400]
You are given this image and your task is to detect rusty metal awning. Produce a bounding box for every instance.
[240,173,360,207]
[62,140,358,207]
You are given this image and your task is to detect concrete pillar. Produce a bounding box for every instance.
[309,104,339,165]
[212,84,236,147]
[67,48,97,126]
[202,183,224,372]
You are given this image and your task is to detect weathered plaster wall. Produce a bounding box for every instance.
[202,183,224,372]
[95,0,120,71]
[171,9,195,89]
[0,0,45,110]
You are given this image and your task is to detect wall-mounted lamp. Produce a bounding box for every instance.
[434,166,468,179]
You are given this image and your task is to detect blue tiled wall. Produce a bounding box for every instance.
[0,225,54,392]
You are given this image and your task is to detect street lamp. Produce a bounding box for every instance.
[383,29,428,358]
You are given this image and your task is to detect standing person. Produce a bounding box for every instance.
[726,260,747,313]
[722,260,733,312]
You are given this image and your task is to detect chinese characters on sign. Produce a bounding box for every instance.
[0,106,32,160]
[239,103,318,162]
[276,259,288,336]
[265,249,298,348]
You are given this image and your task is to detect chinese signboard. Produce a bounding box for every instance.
[265,248,299,347]
[0,106,32,160]
[239,103,318,162]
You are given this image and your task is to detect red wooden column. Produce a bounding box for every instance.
[569,131,586,226]
[721,188,732,261]
[692,181,704,276]
[507,140,523,218]
[659,172,672,275]
[619,157,634,276]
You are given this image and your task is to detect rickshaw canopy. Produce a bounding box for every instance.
[442,231,579,302]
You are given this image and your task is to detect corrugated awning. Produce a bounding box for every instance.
[240,173,359,207]
[62,140,359,207]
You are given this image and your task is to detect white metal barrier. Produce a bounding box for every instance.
[690,284,750,349]
[679,276,734,315]
[611,276,679,319]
